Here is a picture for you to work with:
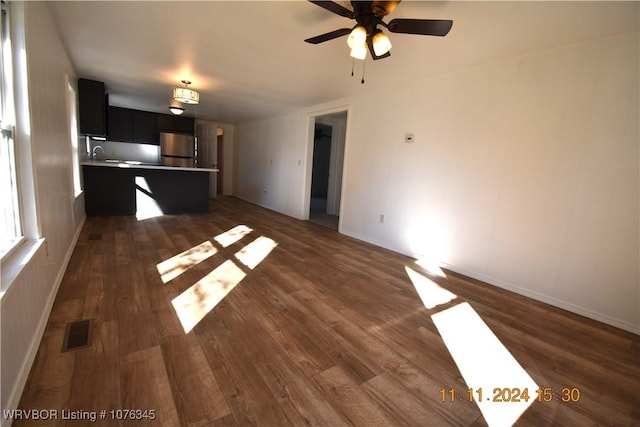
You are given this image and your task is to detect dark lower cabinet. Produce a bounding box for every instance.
[83,165,209,216]
[83,165,135,215]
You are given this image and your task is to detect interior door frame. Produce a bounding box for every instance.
[195,119,236,197]
[303,106,350,230]
[315,116,346,216]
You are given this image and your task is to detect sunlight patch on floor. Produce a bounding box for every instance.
[405,266,457,309]
[214,225,253,248]
[171,259,246,333]
[135,176,164,220]
[431,302,538,427]
[156,241,218,284]
[235,236,278,270]
[169,228,279,333]
[414,257,447,278]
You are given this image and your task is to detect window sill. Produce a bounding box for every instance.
[0,236,26,261]
[0,238,45,298]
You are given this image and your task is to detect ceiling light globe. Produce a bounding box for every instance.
[372,31,392,56]
[347,25,367,49]
[350,44,367,60]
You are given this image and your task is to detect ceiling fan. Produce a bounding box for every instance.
[304,1,453,60]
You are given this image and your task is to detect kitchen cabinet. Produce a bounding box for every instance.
[108,107,159,144]
[133,110,157,143]
[107,106,133,142]
[107,104,195,143]
[78,78,106,136]
[82,165,135,215]
[82,163,210,215]
[157,113,195,135]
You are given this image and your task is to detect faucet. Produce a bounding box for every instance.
[92,145,105,160]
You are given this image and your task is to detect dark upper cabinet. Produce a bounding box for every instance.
[107,106,193,144]
[157,113,195,135]
[108,107,159,144]
[78,78,106,136]
[107,106,133,142]
[133,110,157,144]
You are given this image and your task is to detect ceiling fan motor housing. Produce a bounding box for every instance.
[352,1,384,33]
[370,0,401,17]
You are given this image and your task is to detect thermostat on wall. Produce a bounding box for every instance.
[404,133,415,143]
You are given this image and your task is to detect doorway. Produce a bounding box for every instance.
[195,123,228,198]
[308,111,347,231]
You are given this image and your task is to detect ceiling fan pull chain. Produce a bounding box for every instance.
[361,59,366,84]
[351,57,355,77]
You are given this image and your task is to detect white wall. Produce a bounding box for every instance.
[237,113,308,216]
[1,2,84,419]
[236,32,639,334]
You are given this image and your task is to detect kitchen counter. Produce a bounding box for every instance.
[81,159,219,173]
[82,162,214,216]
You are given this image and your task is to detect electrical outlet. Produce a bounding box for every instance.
[379,214,385,223]
[263,188,267,194]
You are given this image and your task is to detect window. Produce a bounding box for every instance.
[67,80,81,197]
[0,1,22,257]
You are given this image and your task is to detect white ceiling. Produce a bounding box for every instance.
[49,1,638,124]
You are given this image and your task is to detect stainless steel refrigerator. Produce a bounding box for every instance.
[160,132,195,167]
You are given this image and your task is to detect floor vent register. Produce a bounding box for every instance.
[61,318,94,352]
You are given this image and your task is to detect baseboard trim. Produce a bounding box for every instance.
[437,262,640,336]
[340,229,639,335]
[224,196,640,334]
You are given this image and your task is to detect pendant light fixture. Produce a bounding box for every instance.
[173,80,199,104]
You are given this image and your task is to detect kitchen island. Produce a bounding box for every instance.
[82,160,218,216]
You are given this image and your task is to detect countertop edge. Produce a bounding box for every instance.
[81,160,219,173]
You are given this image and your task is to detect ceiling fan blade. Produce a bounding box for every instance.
[307,1,354,19]
[387,18,453,36]
[366,36,391,60]
[305,28,352,44]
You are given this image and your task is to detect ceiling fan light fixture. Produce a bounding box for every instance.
[347,25,367,49]
[173,80,200,104]
[372,30,392,56]
[169,106,185,115]
[350,43,368,60]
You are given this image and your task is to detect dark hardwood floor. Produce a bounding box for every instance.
[14,196,640,426]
